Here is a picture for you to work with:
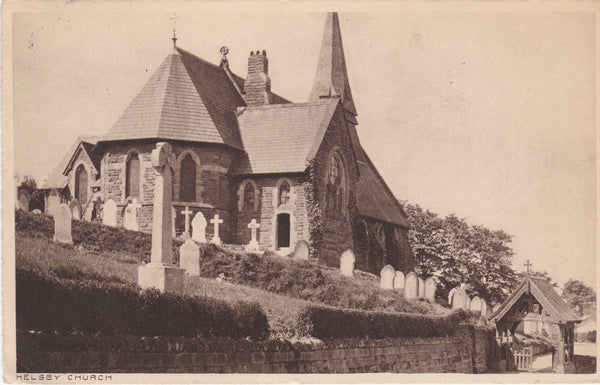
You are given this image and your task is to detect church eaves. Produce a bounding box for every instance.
[309,12,358,119]
[100,47,246,149]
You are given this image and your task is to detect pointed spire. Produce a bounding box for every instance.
[309,12,357,117]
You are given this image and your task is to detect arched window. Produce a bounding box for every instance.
[74,164,88,203]
[325,152,346,215]
[244,183,255,210]
[279,182,290,206]
[125,152,140,198]
[180,154,196,202]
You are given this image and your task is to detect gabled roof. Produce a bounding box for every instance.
[356,152,410,228]
[491,275,581,324]
[309,12,357,119]
[41,136,100,190]
[232,100,339,174]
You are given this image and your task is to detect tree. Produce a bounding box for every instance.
[404,202,519,305]
[518,270,558,288]
[562,279,596,317]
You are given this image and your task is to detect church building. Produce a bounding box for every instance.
[40,13,415,275]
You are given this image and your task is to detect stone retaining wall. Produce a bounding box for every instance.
[17,325,494,373]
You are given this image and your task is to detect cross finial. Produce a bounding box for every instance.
[170,14,179,46]
[524,260,532,275]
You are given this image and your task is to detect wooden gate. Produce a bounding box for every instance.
[512,346,533,371]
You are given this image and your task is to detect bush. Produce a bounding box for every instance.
[15,210,182,263]
[16,268,269,339]
[296,305,469,339]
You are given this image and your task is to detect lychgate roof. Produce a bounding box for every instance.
[491,275,581,324]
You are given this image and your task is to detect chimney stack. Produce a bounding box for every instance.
[243,50,272,106]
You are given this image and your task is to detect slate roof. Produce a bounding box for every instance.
[491,275,581,324]
[356,152,410,228]
[41,136,100,189]
[233,100,339,174]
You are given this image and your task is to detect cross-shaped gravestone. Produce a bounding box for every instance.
[246,219,260,251]
[181,206,193,239]
[210,214,223,245]
[138,142,184,293]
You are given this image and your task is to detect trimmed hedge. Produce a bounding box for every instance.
[297,305,469,339]
[15,210,183,263]
[16,268,269,339]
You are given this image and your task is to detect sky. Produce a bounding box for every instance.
[10,4,596,290]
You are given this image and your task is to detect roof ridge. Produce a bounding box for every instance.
[238,99,337,111]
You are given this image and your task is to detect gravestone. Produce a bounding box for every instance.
[181,206,193,239]
[17,189,30,211]
[192,211,207,243]
[340,249,355,277]
[449,285,467,311]
[123,198,141,231]
[179,238,201,276]
[210,214,223,245]
[103,199,117,227]
[424,277,437,302]
[470,296,482,313]
[69,200,82,220]
[481,298,488,318]
[293,240,309,260]
[53,204,73,245]
[246,219,260,251]
[138,142,185,293]
[418,277,426,299]
[465,295,471,311]
[379,265,395,290]
[47,189,61,216]
[404,272,418,300]
[394,271,404,291]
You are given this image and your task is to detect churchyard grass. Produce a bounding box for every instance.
[16,210,448,337]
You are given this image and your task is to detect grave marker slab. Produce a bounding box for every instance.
[465,295,471,311]
[394,271,405,291]
[192,211,207,243]
[53,204,73,245]
[470,296,482,313]
[293,240,309,260]
[138,142,185,293]
[425,277,437,302]
[123,198,141,231]
[449,285,467,310]
[181,206,193,239]
[380,265,395,290]
[179,238,201,275]
[340,249,355,277]
[404,272,418,300]
[47,189,61,216]
[103,199,117,227]
[418,277,426,299]
[17,189,30,211]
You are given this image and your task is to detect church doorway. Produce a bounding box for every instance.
[276,213,290,250]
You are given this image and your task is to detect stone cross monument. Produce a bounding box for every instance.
[138,142,185,293]
[246,219,260,251]
[181,206,193,239]
[210,214,223,245]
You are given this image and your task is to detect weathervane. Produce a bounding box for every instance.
[170,14,179,46]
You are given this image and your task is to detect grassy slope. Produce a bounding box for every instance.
[15,211,449,337]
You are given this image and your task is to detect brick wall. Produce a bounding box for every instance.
[17,325,494,373]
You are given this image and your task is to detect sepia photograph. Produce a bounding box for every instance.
[3,1,598,382]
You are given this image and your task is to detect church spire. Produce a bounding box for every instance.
[309,12,357,118]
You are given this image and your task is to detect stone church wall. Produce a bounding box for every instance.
[234,174,308,251]
[311,105,358,268]
[99,141,238,242]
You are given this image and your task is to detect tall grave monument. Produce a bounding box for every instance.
[138,143,185,293]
